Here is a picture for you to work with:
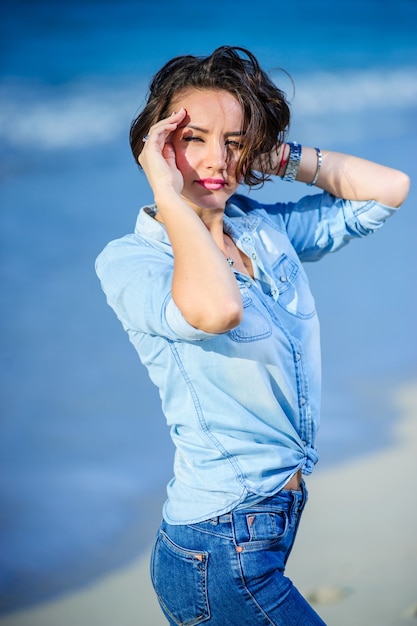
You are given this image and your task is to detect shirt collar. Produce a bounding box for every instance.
[134,205,171,244]
[134,195,260,244]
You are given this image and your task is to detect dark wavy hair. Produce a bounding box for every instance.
[130,46,291,187]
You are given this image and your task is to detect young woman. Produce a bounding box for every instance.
[96,46,409,625]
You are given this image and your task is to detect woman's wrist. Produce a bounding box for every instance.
[280,142,302,182]
[306,148,322,185]
[275,143,290,177]
[277,143,323,186]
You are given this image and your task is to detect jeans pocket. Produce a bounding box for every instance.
[242,510,290,551]
[151,529,210,626]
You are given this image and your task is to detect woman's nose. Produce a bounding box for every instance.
[206,141,227,168]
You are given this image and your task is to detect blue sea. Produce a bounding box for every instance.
[1,0,416,614]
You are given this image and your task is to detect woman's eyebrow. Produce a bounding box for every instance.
[180,124,245,136]
[183,124,208,133]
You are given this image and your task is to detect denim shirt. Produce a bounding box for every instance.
[96,191,396,524]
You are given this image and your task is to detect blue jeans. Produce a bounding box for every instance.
[150,482,326,625]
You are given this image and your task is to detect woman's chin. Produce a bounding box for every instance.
[181,189,233,213]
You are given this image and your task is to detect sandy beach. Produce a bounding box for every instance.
[1,380,416,626]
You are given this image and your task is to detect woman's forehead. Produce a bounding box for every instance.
[169,89,244,125]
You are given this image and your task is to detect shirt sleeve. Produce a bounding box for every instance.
[95,234,218,341]
[260,191,398,262]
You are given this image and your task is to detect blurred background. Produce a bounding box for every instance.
[1,0,416,616]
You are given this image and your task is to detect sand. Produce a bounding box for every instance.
[1,380,416,626]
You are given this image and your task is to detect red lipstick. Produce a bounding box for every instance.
[196,178,226,191]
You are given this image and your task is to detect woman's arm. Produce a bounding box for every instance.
[138,110,243,334]
[271,144,410,208]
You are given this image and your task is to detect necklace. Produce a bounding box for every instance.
[223,231,235,267]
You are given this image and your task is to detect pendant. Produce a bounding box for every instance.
[226,257,234,267]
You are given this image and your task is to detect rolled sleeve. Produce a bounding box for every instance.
[274,192,398,262]
[350,198,398,232]
[96,235,218,342]
[165,299,219,341]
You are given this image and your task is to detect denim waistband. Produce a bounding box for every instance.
[181,481,308,545]
[219,480,306,516]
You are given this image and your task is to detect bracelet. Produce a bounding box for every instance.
[307,147,322,186]
[282,142,302,182]
[276,147,289,176]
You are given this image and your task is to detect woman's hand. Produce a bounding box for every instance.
[138,109,187,198]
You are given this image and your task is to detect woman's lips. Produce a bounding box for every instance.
[196,178,226,191]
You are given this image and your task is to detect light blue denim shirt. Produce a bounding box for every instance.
[96,191,396,524]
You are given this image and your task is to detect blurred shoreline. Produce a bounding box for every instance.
[0,379,415,626]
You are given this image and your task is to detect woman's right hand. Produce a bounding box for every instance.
[138,109,187,198]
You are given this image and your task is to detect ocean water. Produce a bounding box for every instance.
[1,0,416,613]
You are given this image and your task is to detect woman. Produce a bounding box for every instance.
[96,46,409,625]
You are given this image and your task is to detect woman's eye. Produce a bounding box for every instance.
[226,140,244,149]
[183,136,203,142]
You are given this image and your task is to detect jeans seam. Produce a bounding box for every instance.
[186,524,233,541]
[232,519,277,626]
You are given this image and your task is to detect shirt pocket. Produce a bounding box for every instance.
[229,291,272,342]
[273,253,316,319]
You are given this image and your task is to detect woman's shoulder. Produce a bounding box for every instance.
[227,191,325,216]
[227,192,264,214]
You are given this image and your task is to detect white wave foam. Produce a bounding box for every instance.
[291,67,417,115]
[0,67,416,151]
[0,80,145,150]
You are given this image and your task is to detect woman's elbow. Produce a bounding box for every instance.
[380,170,411,208]
[394,171,411,207]
[183,297,243,334]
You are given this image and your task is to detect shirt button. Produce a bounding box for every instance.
[243,236,251,242]
[270,289,277,296]
[251,253,257,260]
[300,397,306,406]
[245,281,251,288]
[280,275,287,282]
[296,352,301,361]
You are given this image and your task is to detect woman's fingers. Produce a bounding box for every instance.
[162,141,177,166]
[138,109,186,195]
[142,109,186,151]
[138,109,186,173]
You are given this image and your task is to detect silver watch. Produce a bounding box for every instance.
[282,142,302,183]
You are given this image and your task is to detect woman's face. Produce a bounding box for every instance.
[169,89,245,213]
